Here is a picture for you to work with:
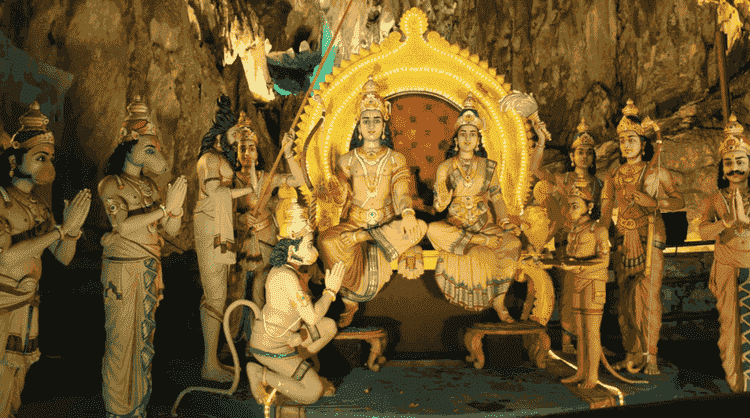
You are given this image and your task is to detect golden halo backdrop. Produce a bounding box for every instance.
[294,7,532,231]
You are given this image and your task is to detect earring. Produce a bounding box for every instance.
[475,144,479,152]
[358,131,362,141]
[454,143,458,152]
[571,161,575,167]
[9,162,15,178]
[588,207,592,215]
[381,132,385,141]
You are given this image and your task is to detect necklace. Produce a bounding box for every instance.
[355,148,390,203]
[8,186,45,225]
[455,156,476,187]
[120,172,154,207]
[358,147,387,166]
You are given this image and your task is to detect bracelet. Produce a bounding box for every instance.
[64,230,83,241]
[401,208,415,217]
[167,208,183,218]
[323,288,337,302]
[500,218,511,227]
[54,225,65,241]
[722,218,732,229]
[159,204,168,219]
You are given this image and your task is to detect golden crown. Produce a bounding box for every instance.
[454,93,486,131]
[276,186,313,241]
[119,96,158,143]
[236,111,258,144]
[616,99,645,136]
[10,102,54,150]
[571,117,595,149]
[358,75,390,120]
[719,114,750,156]
[567,185,594,202]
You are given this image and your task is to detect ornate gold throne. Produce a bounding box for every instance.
[292,8,554,327]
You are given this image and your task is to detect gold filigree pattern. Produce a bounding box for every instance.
[294,8,531,230]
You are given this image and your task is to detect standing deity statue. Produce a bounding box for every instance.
[558,186,609,388]
[318,75,428,328]
[246,187,344,407]
[194,95,297,382]
[0,102,91,416]
[426,94,521,321]
[229,112,304,350]
[531,118,603,353]
[699,114,750,393]
[98,96,188,417]
[600,100,684,375]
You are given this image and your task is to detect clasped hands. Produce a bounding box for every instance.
[721,188,750,229]
[61,189,93,237]
[164,175,188,217]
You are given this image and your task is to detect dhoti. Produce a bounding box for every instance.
[101,233,164,417]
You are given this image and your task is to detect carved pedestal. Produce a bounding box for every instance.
[335,326,388,371]
[464,322,551,369]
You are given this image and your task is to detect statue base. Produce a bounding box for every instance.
[464,321,551,369]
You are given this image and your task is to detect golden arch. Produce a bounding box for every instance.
[294,8,532,230]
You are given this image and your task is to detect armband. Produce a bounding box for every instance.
[401,208,415,217]
[323,288,337,302]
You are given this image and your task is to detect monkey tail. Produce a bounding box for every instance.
[601,351,648,384]
[171,300,262,417]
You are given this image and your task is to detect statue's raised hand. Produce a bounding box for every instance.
[165,175,188,215]
[282,129,295,155]
[499,90,538,118]
[62,189,92,235]
[324,261,345,294]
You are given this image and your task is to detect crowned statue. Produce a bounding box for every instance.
[426,94,522,322]
[0,102,91,416]
[531,117,603,353]
[601,100,684,375]
[228,111,304,354]
[699,114,750,393]
[318,75,428,328]
[98,96,188,417]
[246,186,343,407]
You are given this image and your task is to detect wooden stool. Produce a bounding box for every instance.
[334,326,388,371]
[464,321,551,369]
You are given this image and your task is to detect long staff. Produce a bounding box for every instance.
[252,0,356,216]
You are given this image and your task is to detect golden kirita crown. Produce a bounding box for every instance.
[453,93,486,131]
[571,117,595,149]
[567,185,594,202]
[719,114,750,156]
[616,99,645,136]
[10,102,54,150]
[236,111,258,144]
[119,96,158,143]
[358,75,390,120]
[276,186,313,241]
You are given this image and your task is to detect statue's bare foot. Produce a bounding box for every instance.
[246,363,268,404]
[494,306,515,323]
[612,359,631,371]
[202,363,234,383]
[643,361,660,375]
[320,376,337,397]
[578,380,598,390]
[561,373,584,384]
[338,301,359,328]
[562,343,576,355]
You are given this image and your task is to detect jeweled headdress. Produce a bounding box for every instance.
[276,186,313,240]
[358,75,390,121]
[235,111,258,144]
[616,99,645,137]
[567,185,594,202]
[571,118,595,150]
[119,96,158,143]
[453,93,486,131]
[10,102,54,150]
[719,114,750,157]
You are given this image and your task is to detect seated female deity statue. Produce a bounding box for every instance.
[426,94,522,323]
[98,96,188,417]
[228,112,304,350]
[531,118,603,353]
[0,102,91,417]
[318,75,428,328]
[194,95,298,382]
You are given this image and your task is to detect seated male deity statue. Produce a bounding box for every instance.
[699,115,750,393]
[98,96,188,417]
[318,75,427,328]
[0,102,91,416]
[426,94,522,322]
[246,187,344,406]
